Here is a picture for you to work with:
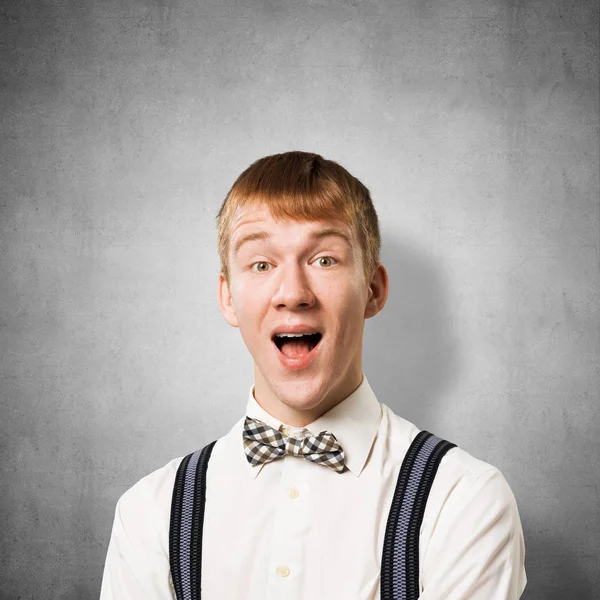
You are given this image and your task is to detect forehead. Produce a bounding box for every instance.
[230,204,352,247]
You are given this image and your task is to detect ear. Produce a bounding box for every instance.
[218,272,239,328]
[364,262,389,319]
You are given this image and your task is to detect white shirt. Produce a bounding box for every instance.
[100,374,527,599]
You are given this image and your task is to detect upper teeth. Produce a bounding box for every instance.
[276,333,316,337]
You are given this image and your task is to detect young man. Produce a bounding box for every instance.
[100,151,527,599]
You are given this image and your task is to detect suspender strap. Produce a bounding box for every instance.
[169,440,217,600]
[380,430,456,600]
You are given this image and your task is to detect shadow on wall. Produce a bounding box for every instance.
[362,234,460,434]
[522,551,598,599]
[520,505,599,600]
[362,234,599,599]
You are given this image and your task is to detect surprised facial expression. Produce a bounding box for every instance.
[218,203,382,422]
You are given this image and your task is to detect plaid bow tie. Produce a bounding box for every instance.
[243,416,346,473]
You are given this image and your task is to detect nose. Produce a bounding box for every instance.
[271,263,316,310]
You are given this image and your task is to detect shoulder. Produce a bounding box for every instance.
[115,431,233,522]
[382,406,525,578]
[114,455,185,536]
[382,404,520,518]
[431,444,520,529]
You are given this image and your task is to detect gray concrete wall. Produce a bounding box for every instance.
[1,1,598,598]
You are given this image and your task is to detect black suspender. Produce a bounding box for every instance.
[169,441,216,600]
[169,431,455,599]
[380,431,456,600]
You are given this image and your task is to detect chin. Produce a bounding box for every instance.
[281,395,325,414]
[282,378,331,404]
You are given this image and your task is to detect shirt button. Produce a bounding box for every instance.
[277,565,290,578]
[288,486,300,499]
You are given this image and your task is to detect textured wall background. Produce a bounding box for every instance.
[1,0,598,598]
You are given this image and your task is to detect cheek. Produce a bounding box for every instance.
[329,295,366,337]
[232,289,267,338]
[231,282,257,315]
[333,285,365,314]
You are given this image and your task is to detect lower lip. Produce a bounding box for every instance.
[272,337,323,371]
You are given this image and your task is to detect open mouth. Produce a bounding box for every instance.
[272,332,323,358]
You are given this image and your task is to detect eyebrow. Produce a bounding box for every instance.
[233,227,351,257]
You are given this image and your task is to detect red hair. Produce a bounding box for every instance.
[216,151,381,285]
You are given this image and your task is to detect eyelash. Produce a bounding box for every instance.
[250,256,339,273]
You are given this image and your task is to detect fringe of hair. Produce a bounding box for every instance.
[215,151,381,285]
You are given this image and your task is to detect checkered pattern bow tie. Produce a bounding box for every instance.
[243,416,346,473]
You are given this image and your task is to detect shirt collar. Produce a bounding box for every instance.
[243,373,382,479]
